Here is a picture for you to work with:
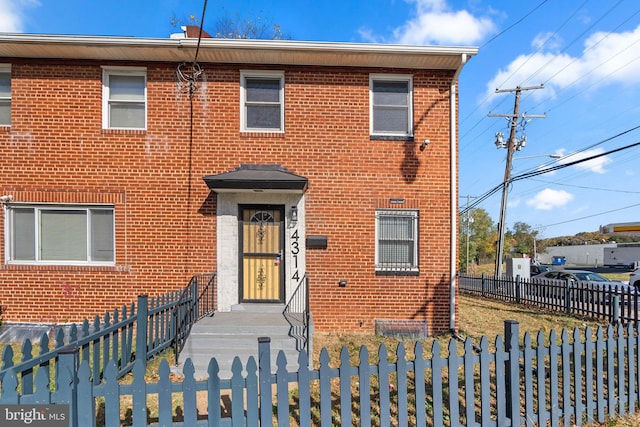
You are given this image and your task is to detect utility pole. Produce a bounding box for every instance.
[489,85,545,276]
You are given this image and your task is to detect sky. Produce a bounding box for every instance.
[4,0,640,239]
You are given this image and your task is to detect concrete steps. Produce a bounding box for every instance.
[171,306,301,379]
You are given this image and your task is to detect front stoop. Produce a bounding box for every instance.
[171,307,302,379]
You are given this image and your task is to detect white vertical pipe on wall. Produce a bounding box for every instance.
[450,53,467,331]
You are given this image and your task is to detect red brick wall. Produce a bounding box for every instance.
[0,59,456,334]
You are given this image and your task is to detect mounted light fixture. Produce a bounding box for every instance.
[290,206,298,223]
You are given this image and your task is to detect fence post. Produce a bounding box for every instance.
[258,337,272,426]
[611,295,620,324]
[504,320,520,424]
[515,275,521,304]
[57,346,79,427]
[481,273,485,297]
[565,279,571,314]
[136,294,148,370]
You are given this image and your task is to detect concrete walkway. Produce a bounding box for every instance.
[171,304,301,379]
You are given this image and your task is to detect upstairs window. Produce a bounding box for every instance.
[6,205,115,265]
[240,71,284,132]
[102,67,146,129]
[0,65,10,126]
[370,74,413,137]
[375,209,418,273]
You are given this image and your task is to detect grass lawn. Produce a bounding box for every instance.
[3,291,639,425]
[310,293,640,426]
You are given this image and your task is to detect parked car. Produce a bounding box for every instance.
[531,269,635,302]
[631,267,640,290]
[530,264,552,275]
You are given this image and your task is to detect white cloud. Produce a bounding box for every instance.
[0,10,21,32]
[507,197,520,208]
[531,32,563,51]
[0,0,36,32]
[557,148,612,174]
[361,0,496,45]
[526,188,574,210]
[486,24,640,99]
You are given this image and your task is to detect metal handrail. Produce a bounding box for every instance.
[283,274,310,352]
[173,273,216,363]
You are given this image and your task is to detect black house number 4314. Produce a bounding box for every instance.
[291,228,300,281]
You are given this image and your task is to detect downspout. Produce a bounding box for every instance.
[450,53,468,331]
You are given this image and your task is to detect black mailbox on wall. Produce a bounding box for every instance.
[306,235,328,249]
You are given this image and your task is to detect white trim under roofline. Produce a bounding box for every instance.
[0,33,478,70]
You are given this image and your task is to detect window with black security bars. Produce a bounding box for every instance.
[375,210,418,273]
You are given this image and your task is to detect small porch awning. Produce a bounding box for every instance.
[203,164,309,193]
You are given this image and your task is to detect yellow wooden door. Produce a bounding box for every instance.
[241,207,283,302]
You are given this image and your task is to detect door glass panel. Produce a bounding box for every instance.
[242,208,282,301]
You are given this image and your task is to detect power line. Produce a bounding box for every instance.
[526,5,640,112]
[504,124,640,179]
[520,0,626,87]
[461,2,640,162]
[193,0,209,64]
[528,178,640,194]
[510,138,640,184]
[535,202,640,229]
[460,129,640,215]
[495,0,588,91]
[459,0,550,129]
[480,0,549,49]
[182,0,209,274]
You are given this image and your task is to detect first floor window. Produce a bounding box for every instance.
[375,209,418,272]
[0,65,10,126]
[103,67,146,129]
[6,205,114,264]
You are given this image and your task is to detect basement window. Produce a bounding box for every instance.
[6,205,115,265]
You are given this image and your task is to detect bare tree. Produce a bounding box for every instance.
[171,10,289,40]
[213,11,288,40]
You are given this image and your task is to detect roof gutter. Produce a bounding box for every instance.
[0,32,477,54]
[450,53,468,331]
[0,33,477,69]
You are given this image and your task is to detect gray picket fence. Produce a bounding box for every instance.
[2,320,640,426]
[459,273,639,323]
[0,292,181,393]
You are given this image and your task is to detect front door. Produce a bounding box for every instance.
[240,205,285,303]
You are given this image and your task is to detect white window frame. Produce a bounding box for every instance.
[240,70,285,132]
[375,209,419,273]
[102,66,147,130]
[0,64,11,127]
[369,74,413,137]
[4,204,115,266]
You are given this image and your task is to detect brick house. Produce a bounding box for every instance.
[0,31,477,335]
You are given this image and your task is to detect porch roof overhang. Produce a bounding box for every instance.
[203,165,308,194]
